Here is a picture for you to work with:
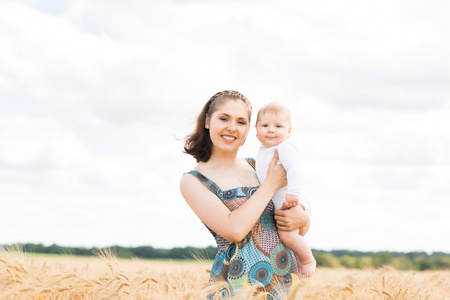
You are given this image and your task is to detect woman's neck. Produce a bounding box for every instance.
[196,150,254,190]
[208,150,239,168]
[197,148,240,171]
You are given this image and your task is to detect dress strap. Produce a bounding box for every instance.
[185,158,256,200]
[245,157,256,170]
[185,170,223,200]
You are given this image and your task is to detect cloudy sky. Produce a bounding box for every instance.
[1,0,449,253]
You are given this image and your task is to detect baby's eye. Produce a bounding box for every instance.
[262,124,268,127]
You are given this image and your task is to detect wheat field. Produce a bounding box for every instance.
[0,247,448,299]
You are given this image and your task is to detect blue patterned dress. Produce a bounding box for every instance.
[186,158,300,299]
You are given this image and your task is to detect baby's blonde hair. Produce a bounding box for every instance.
[256,101,292,126]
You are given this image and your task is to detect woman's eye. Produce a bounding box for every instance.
[238,121,247,125]
[220,118,228,121]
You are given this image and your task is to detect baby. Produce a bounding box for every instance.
[255,101,316,278]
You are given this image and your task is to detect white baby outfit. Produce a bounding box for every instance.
[256,139,309,211]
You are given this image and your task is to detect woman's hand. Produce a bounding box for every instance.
[274,205,310,235]
[265,150,287,190]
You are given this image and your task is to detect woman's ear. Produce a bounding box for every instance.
[205,114,210,129]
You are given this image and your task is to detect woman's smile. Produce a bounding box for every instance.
[221,135,237,142]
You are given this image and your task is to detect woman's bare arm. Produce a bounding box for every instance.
[180,152,286,242]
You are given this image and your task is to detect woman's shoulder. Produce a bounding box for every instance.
[180,171,197,185]
[181,162,203,184]
[181,166,208,183]
[182,161,206,176]
[181,161,219,187]
[180,169,213,196]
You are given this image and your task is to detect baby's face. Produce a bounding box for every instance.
[255,113,291,148]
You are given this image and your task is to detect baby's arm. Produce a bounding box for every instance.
[278,141,302,210]
[277,140,300,195]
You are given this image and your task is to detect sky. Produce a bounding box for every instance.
[1,0,449,253]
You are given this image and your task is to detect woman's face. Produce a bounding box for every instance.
[205,99,250,154]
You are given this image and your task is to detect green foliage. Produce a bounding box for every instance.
[335,255,372,269]
[392,255,414,270]
[372,251,393,268]
[413,253,450,270]
[339,255,357,268]
[354,256,372,269]
[331,250,371,258]
[2,243,449,271]
[314,252,340,268]
[109,246,134,258]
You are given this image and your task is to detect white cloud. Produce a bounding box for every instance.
[0,115,89,169]
[1,0,449,252]
[2,0,449,113]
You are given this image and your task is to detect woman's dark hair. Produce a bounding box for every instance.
[183,90,252,162]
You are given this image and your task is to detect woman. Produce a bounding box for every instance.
[180,90,310,299]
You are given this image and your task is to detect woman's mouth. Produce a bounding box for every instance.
[221,135,236,142]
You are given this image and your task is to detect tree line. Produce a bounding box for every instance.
[312,249,450,271]
[2,243,449,271]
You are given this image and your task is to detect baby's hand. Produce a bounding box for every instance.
[281,194,299,210]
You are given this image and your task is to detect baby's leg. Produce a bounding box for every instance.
[299,225,308,237]
[283,194,299,209]
[278,229,316,279]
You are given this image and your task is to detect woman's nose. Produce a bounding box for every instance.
[227,122,236,131]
